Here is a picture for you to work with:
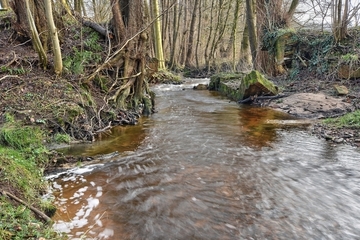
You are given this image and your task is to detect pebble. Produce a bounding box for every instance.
[334,138,344,143]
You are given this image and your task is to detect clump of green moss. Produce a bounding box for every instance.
[323,110,360,128]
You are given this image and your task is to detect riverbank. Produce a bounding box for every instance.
[270,71,360,147]
[0,119,65,239]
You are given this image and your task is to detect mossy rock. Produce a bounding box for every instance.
[209,71,278,101]
[209,72,246,91]
[239,70,278,100]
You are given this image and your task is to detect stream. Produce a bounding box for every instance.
[47,78,360,239]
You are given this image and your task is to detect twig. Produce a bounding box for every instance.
[95,121,112,133]
[0,75,21,81]
[0,190,52,223]
[2,51,17,68]
[239,94,288,104]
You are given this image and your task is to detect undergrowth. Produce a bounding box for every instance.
[63,27,103,74]
[0,116,64,239]
[0,199,61,240]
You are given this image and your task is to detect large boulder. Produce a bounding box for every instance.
[209,72,246,101]
[209,71,278,101]
[238,70,278,100]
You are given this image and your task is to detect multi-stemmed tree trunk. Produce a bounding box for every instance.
[24,0,47,68]
[248,0,299,75]
[11,0,64,72]
[107,0,152,114]
[332,0,349,42]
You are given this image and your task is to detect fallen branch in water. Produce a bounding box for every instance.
[239,94,288,104]
[0,190,52,223]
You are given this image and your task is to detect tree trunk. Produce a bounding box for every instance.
[105,0,152,114]
[224,0,241,70]
[24,0,47,68]
[179,0,188,66]
[209,1,231,67]
[240,21,252,69]
[111,0,125,44]
[246,0,257,69]
[74,0,81,14]
[0,0,9,9]
[255,0,299,75]
[61,0,73,17]
[204,0,215,69]
[185,0,199,68]
[44,0,62,74]
[195,0,202,69]
[333,0,350,42]
[151,0,166,70]
[169,2,180,68]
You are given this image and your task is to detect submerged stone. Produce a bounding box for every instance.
[193,84,208,90]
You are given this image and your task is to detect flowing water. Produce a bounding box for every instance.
[47,78,360,240]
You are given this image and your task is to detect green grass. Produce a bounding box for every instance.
[0,199,62,240]
[0,118,64,239]
[323,110,360,128]
[54,133,71,144]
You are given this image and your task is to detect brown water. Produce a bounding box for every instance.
[47,78,360,240]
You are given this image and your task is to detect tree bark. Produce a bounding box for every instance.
[246,0,257,69]
[151,0,166,70]
[240,21,252,69]
[105,0,152,113]
[111,0,125,44]
[195,0,202,69]
[0,0,9,9]
[44,0,62,74]
[185,0,199,68]
[25,0,47,68]
[169,2,180,68]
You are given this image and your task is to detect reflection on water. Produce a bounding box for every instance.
[58,118,149,156]
[48,79,360,239]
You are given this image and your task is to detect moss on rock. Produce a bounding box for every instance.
[209,71,278,101]
[239,70,278,100]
